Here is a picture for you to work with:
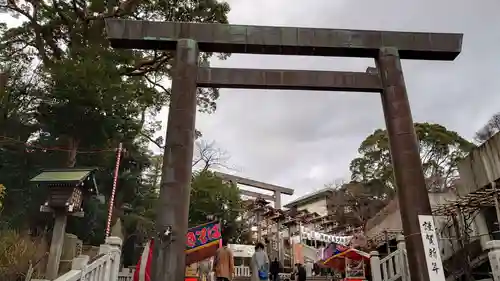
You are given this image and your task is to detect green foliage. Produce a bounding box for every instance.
[119,169,244,265]
[350,122,475,192]
[0,0,233,254]
[1,0,230,115]
[189,170,241,228]
[0,184,4,209]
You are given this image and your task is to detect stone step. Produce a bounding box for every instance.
[235,276,330,281]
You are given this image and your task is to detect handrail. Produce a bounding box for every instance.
[54,236,123,281]
[371,249,410,281]
[379,250,399,264]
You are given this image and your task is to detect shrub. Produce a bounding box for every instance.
[0,229,46,281]
[0,184,5,211]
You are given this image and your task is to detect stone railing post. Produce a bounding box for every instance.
[71,255,90,271]
[487,240,500,281]
[370,251,382,281]
[396,234,409,281]
[105,236,123,281]
[396,234,406,250]
[99,244,113,281]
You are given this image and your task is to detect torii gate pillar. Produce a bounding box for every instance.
[152,39,199,281]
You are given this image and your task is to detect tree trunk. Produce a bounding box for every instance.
[66,137,80,168]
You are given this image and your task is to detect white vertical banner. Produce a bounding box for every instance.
[418,215,446,281]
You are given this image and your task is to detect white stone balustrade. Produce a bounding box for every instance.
[487,240,500,281]
[370,234,409,281]
[235,265,251,277]
[53,236,122,281]
[117,268,134,281]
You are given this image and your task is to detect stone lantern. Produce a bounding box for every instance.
[30,168,99,280]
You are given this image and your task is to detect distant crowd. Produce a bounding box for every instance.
[201,239,308,281]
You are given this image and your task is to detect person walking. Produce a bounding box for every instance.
[213,239,234,281]
[304,261,313,278]
[270,258,281,281]
[251,242,270,281]
[295,263,306,281]
[198,258,213,281]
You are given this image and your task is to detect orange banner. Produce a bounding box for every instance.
[293,243,304,264]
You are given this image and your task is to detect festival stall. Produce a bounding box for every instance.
[133,221,222,281]
[185,221,222,265]
[322,248,370,281]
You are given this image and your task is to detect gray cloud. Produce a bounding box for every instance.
[156,0,500,203]
[3,0,499,204]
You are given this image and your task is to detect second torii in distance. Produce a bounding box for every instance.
[215,171,293,264]
[214,171,294,210]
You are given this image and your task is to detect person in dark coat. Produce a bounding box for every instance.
[270,258,281,281]
[295,263,306,281]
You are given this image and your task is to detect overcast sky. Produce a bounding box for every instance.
[3,0,500,204]
[180,0,500,203]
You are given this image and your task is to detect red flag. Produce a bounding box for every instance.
[133,239,154,281]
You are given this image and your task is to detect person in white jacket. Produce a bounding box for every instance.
[198,258,213,281]
[250,242,269,281]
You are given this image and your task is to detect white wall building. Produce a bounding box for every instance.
[284,188,334,217]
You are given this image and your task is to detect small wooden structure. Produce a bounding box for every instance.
[32,168,99,213]
[30,168,99,280]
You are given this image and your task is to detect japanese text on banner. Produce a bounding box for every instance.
[418,215,445,281]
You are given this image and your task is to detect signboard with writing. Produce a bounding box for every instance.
[418,215,445,281]
[229,244,255,258]
[186,221,222,250]
[185,263,198,277]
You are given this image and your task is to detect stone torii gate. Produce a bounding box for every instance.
[105,19,462,281]
[215,171,294,210]
[215,171,294,263]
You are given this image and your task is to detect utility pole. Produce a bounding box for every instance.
[151,39,199,281]
[274,191,284,264]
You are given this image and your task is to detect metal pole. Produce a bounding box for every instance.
[289,224,295,267]
[492,182,500,229]
[105,142,123,237]
[275,191,283,264]
[384,230,391,255]
[298,221,303,244]
[151,39,199,281]
[376,47,432,281]
[257,212,262,242]
[313,222,317,249]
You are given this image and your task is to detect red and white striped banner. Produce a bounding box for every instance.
[105,142,123,237]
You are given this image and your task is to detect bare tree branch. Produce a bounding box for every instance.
[138,131,163,149]
[192,140,230,172]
